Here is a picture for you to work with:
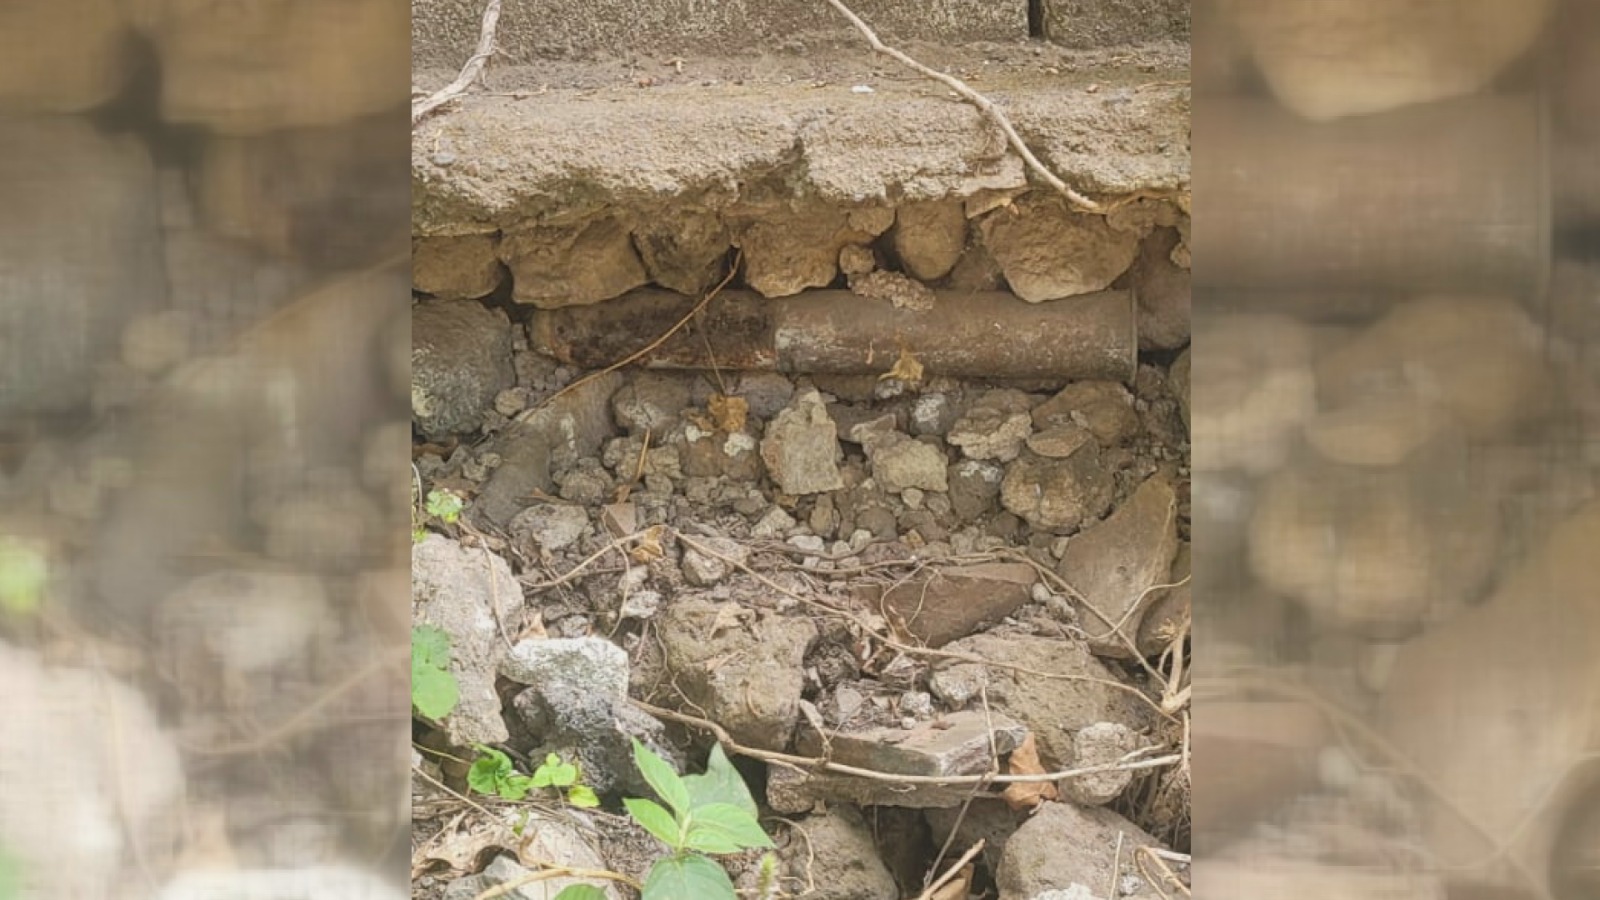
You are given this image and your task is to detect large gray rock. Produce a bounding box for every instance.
[411,535,513,746]
[1060,474,1180,657]
[0,116,165,417]
[412,297,515,439]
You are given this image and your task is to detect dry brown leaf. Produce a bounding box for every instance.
[707,393,749,433]
[880,346,924,383]
[628,524,665,564]
[1001,734,1059,811]
[928,864,974,900]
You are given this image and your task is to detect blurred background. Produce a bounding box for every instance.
[1191,1,1600,898]
[0,2,410,898]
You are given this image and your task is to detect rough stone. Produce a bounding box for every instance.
[657,599,817,750]
[796,710,1028,775]
[853,562,1037,648]
[1042,0,1188,49]
[681,536,748,587]
[499,216,648,308]
[779,807,899,900]
[1136,542,1190,657]
[679,423,763,481]
[767,763,996,813]
[978,195,1142,302]
[948,459,1005,521]
[1060,722,1143,806]
[947,241,1007,291]
[948,390,1037,462]
[412,298,515,439]
[1031,382,1140,447]
[892,200,968,281]
[413,234,503,300]
[476,372,622,526]
[732,372,797,420]
[761,390,845,495]
[508,503,592,554]
[443,843,620,900]
[501,637,628,695]
[736,205,888,298]
[1026,425,1095,459]
[633,208,730,295]
[1000,447,1116,534]
[1060,475,1180,657]
[858,429,949,494]
[930,633,1149,767]
[412,535,513,746]
[995,800,1162,900]
[848,269,936,311]
[925,800,1026,878]
[612,373,694,436]
[0,0,133,113]
[1129,226,1191,351]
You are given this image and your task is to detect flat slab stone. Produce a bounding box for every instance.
[853,562,1037,647]
[797,709,1029,775]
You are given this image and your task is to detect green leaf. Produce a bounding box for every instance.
[547,761,578,787]
[624,797,682,849]
[641,853,736,900]
[552,887,607,900]
[412,625,453,669]
[501,773,534,801]
[468,748,514,797]
[567,785,600,808]
[681,743,758,818]
[410,665,459,720]
[631,738,691,816]
[682,803,775,854]
[530,766,554,789]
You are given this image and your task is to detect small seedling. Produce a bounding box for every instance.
[425,488,465,524]
[624,739,774,900]
[469,748,600,809]
[411,625,460,720]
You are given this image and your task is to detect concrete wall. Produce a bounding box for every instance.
[414,0,1187,69]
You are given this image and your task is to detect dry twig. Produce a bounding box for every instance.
[915,840,985,900]
[413,0,504,125]
[820,0,1102,212]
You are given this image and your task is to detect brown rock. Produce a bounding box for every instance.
[1060,475,1181,658]
[995,800,1161,900]
[978,195,1141,302]
[499,216,648,308]
[1130,227,1191,351]
[736,204,889,298]
[1190,698,1328,849]
[413,234,503,300]
[999,448,1116,534]
[854,562,1037,648]
[891,200,967,281]
[0,0,132,113]
[633,208,730,296]
[1032,381,1141,446]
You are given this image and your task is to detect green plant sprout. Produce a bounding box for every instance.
[426,488,465,523]
[411,625,460,721]
[469,748,599,809]
[0,537,47,617]
[624,739,774,900]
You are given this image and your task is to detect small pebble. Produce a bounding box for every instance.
[620,590,662,620]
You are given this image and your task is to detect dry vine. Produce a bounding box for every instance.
[413,0,504,125]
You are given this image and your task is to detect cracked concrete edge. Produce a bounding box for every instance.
[412,81,1190,235]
